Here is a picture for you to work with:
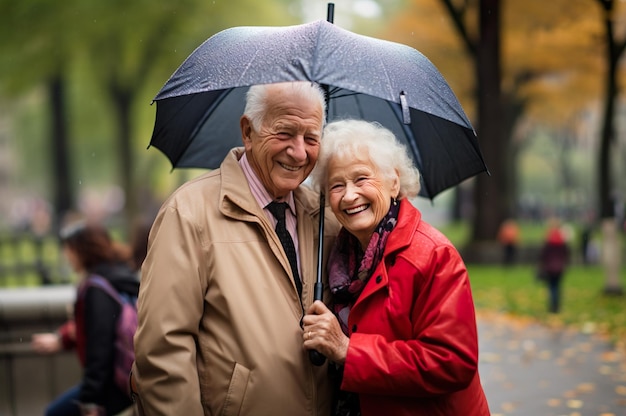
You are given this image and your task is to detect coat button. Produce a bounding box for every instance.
[352,324,357,333]
[375,275,382,284]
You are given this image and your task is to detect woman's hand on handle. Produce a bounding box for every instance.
[302,300,349,365]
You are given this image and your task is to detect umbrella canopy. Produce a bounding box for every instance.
[150,19,488,199]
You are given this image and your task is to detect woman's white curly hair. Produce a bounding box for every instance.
[309,119,421,199]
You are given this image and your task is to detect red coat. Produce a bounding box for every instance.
[341,199,490,415]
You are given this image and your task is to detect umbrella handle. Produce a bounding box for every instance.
[309,192,327,366]
[308,281,326,365]
[309,348,326,366]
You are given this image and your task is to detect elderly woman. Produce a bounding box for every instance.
[303,119,490,416]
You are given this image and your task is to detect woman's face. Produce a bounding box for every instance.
[327,154,399,248]
[62,245,84,274]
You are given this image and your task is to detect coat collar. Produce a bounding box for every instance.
[216,148,323,290]
[218,148,321,222]
[383,198,421,255]
[354,198,421,304]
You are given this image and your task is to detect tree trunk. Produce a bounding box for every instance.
[471,0,505,242]
[598,0,623,294]
[600,218,623,294]
[111,87,135,236]
[49,75,73,231]
[501,92,525,219]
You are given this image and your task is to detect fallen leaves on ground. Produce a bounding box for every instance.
[478,310,626,415]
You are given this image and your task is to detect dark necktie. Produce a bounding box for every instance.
[266,201,303,298]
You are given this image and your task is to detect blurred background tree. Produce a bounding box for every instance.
[384,0,624,292]
[0,0,300,235]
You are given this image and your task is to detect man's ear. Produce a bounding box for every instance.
[240,116,253,150]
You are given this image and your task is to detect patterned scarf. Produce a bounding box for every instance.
[328,199,399,416]
[328,199,400,335]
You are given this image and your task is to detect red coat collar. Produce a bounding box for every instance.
[354,199,421,305]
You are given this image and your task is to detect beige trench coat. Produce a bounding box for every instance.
[132,148,340,416]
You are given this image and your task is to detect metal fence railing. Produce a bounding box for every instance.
[0,285,80,416]
[0,233,71,287]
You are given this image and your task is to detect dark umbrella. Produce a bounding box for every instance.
[150,19,487,199]
[148,17,488,365]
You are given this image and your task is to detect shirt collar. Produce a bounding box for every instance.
[238,152,296,215]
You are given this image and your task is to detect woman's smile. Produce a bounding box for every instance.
[344,204,369,215]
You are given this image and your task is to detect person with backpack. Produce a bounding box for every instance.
[31,221,140,416]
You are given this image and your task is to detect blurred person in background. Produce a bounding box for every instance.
[31,221,139,416]
[538,219,570,314]
[303,119,490,416]
[497,218,520,266]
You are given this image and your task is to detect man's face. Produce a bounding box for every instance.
[241,85,324,199]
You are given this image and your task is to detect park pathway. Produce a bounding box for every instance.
[478,312,626,416]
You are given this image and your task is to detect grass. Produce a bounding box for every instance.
[439,220,626,346]
[468,264,626,348]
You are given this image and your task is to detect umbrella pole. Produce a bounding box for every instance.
[309,192,326,366]
[314,1,335,297]
[314,192,326,301]
[307,3,335,367]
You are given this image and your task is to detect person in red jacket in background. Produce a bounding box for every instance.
[538,219,570,313]
[497,219,520,266]
[303,119,490,416]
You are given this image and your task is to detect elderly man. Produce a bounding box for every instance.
[132,82,340,415]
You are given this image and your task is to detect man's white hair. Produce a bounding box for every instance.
[243,82,327,131]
